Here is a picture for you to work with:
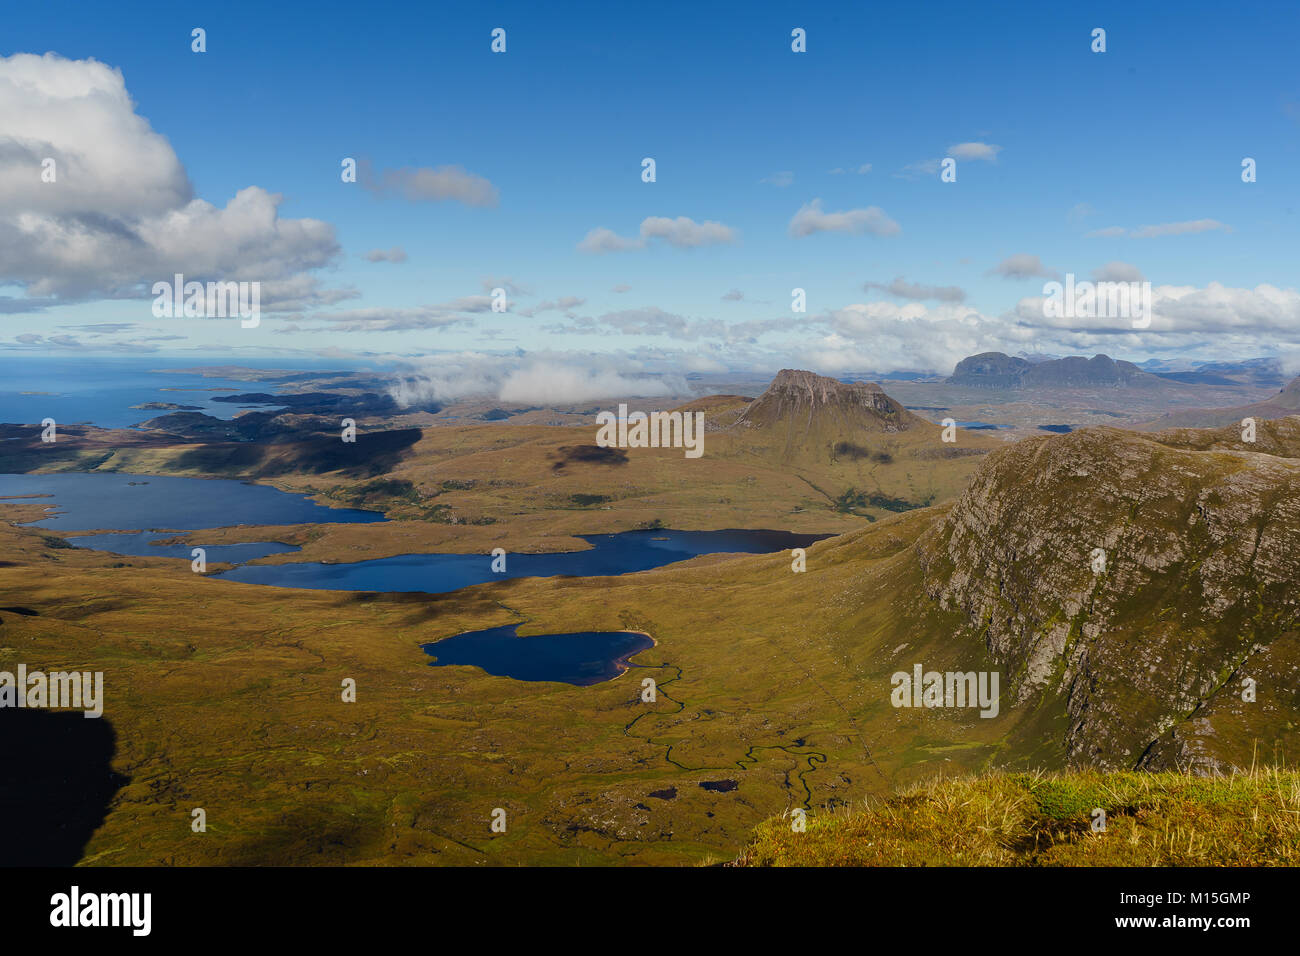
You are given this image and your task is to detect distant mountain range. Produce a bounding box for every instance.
[947,352,1161,389]
[945,352,1287,391]
[1139,375,1300,430]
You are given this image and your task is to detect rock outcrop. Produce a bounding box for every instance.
[916,419,1300,771]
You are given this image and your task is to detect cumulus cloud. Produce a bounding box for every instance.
[639,216,737,248]
[989,253,1058,280]
[1009,282,1300,341]
[0,52,343,311]
[947,142,1002,161]
[788,199,900,238]
[363,247,407,263]
[577,216,737,253]
[359,160,499,207]
[809,301,991,374]
[864,276,966,303]
[577,227,647,254]
[1092,261,1144,282]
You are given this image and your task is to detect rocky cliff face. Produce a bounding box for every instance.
[916,418,1300,771]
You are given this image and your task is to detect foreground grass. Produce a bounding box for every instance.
[736,768,1300,866]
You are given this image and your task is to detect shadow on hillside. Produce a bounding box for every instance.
[551,444,629,471]
[0,708,129,866]
[172,427,423,479]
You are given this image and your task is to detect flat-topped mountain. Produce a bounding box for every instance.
[726,369,934,468]
[947,352,1161,389]
[735,368,926,433]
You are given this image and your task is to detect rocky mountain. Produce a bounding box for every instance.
[947,352,1162,389]
[731,369,927,455]
[914,419,1300,772]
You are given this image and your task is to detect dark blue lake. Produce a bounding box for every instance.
[423,624,655,684]
[0,472,829,590]
[0,472,384,562]
[218,527,828,592]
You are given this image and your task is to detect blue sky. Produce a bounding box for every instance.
[2,0,1299,387]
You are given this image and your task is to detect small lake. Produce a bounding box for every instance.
[423,624,655,685]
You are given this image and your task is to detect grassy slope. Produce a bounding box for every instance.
[737,767,1300,865]
[0,494,1022,866]
[4,415,1296,865]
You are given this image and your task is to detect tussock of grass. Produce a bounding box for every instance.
[735,767,1300,866]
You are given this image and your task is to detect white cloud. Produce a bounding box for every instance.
[989,253,1058,280]
[639,216,737,248]
[1091,261,1144,282]
[760,171,794,187]
[1131,219,1230,238]
[578,216,737,253]
[864,276,966,302]
[1085,226,1128,238]
[947,142,1002,162]
[359,161,499,207]
[363,247,407,263]
[519,295,585,317]
[577,227,647,254]
[788,199,900,238]
[387,353,688,406]
[0,53,342,310]
[895,159,941,179]
[1086,220,1231,239]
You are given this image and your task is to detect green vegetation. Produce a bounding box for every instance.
[833,487,932,514]
[737,768,1300,866]
[4,389,1299,867]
